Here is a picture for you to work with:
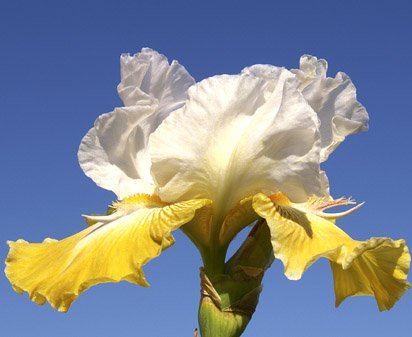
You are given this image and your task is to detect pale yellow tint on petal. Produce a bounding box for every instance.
[218,196,260,246]
[252,193,410,310]
[5,195,211,312]
[181,196,259,250]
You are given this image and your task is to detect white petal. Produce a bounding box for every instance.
[78,106,157,199]
[117,48,195,119]
[320,170,331,197]
[298,54,327,78]
[79,49,194,198]
[150,74,321,217]
[242,64,294,84]
[292,55,369,161]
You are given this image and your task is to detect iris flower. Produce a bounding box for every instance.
[5,48,410,336]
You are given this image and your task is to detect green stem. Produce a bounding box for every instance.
[181,212,228,276]
[197,221,273,337]
[201,245,228,276]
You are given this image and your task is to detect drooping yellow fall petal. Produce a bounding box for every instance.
[253,193,351,279]
[252,193,410,310]
[5,195,211,312]
[331,238,410,311]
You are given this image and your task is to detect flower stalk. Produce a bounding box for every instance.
[198,220,274,337]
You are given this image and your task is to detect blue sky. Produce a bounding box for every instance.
[1,0,411,336]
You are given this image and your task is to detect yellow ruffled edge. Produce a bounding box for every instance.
[5,238,151,312]
[5,195,212,312]
[331,238,411,311]
[252,192,411,310]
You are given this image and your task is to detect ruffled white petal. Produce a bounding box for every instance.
[79,106,158,198]
[292,55,369,161]
[243,56,369,162]
[320,170,331,197]
[79,49,194,198]
[150,74,322,217]
[241,64,294,84]
[118,48,195,119]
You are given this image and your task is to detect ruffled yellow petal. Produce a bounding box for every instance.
[5,195,211,312]
[253,193,351,280]
[252,193,410,310]
[331,238,410,311]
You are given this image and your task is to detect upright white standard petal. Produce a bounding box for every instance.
[150,74,322,218]
[118,48,195,119]
[292,55,369,161]
[78,48,195,198]
[243,56,369,162]
[79,106,158,198]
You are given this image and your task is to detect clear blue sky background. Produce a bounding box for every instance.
[1,1,411,336]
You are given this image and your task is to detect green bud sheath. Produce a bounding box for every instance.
[198,221,273,337]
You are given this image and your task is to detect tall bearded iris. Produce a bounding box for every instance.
[5,48,410,337]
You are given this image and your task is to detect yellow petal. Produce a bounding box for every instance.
[5,195,211,312]
[252,193,410,310]
[331,238,410,311]
[253,193,351,279]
